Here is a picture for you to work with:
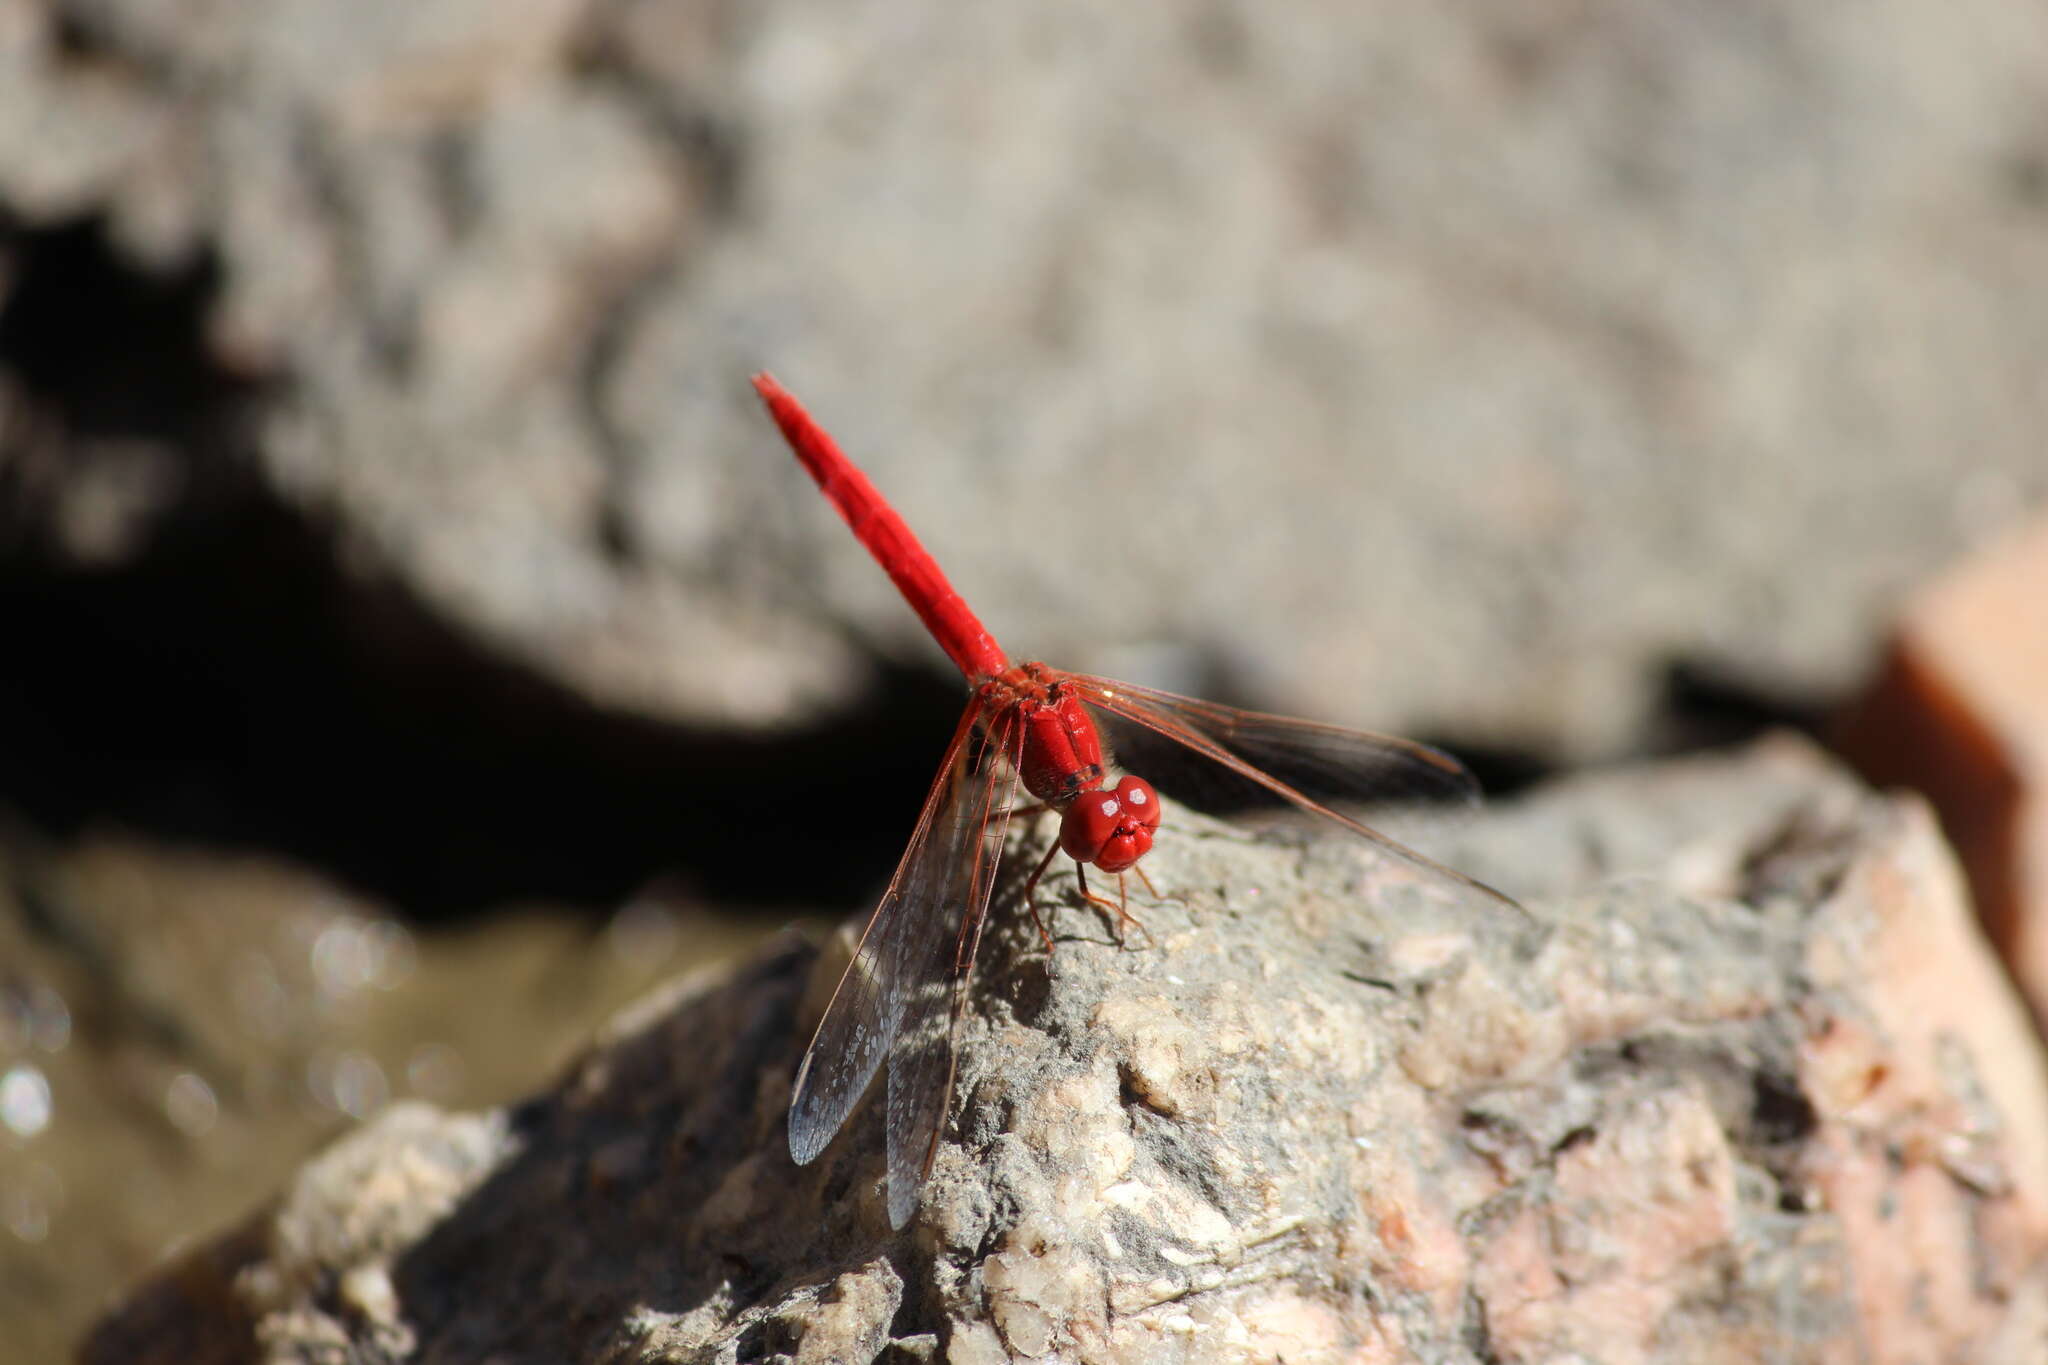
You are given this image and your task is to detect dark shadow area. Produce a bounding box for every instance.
[0,499,974,921]
[0,212,964,922]
[1649,658,1833,756]
[0,212,246,442]
[1414,738,1553,800]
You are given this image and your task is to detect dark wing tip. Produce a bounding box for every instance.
[786,1053,835,1165]
[788,1126,829,1166]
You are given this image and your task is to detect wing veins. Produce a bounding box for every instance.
[1070,678,1526,920]
[787,697,989,1165]
[882,705,1024,1226]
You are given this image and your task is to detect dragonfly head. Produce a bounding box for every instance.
[1058,775,1162,873]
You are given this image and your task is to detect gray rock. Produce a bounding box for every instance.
[6,3,2048,754]
[83,739,2048,1361]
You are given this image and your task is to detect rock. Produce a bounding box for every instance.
[1839,511,2048,1032]
[0,826,754,1365]
[82,740,2048,1362]
[7,3,2048,755]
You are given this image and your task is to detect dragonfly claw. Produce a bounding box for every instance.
[1022,837,1158,950]
[1025,896,1058,955]
[1075,865,1156,950]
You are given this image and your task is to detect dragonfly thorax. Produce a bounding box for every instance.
[986,665,1163,873]
[984,663,1108,806]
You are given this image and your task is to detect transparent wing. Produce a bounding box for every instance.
[882,705,1022,1227]
[1063,673,1525,919]
[787,695,1024,1228]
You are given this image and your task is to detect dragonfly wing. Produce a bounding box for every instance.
[881,706,1022,1227]
[786,695,1024,1228]
[1064,674,1524,918]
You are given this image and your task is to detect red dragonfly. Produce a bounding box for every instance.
[753,373,1519,1228]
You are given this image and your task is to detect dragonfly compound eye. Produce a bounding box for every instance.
[1113,776,1162,832]
[1059,777,1161,872]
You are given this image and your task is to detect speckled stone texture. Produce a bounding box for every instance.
[83,740,2048,1363]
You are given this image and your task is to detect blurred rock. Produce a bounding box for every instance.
[1839,512,2048,1029]
[0,826,763,1365]
[5,2,2048,756]
[83,740,2048,1362]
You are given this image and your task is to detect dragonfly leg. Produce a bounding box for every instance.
[1073,864,1154,950]
[1020,839,1062,954]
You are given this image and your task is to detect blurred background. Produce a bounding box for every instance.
[4,0,2047,1356]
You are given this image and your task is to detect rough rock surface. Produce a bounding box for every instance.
[6,2,2048,756]
[84,739,2048,1363]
